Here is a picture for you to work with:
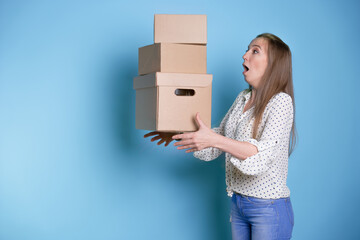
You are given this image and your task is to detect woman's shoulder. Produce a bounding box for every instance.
[269,92,293,106]
[265,92,294,114]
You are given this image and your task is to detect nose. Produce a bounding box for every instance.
[243,50,249,60]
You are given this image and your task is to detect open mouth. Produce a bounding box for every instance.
[243,64,249,73]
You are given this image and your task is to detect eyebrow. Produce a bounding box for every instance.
[248,44,262,49]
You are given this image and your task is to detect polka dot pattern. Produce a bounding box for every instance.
[193,89,294,199]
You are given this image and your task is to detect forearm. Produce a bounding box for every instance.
[211,134,258,160]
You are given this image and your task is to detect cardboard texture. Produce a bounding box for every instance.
[154,14,207,44]
[134,72,212,132]
[138,43,207,75]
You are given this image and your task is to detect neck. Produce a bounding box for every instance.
[250,88,257,101]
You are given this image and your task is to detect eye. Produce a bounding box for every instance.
[253,49,259,54]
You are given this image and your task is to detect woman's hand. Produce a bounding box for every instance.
[144,131,177,147]
[172,113,218,153]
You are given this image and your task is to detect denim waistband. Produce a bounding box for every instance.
[234,192,290,202]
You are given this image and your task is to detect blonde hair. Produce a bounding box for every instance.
[249,33,297,156]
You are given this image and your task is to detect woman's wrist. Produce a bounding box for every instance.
[210,132,225,149]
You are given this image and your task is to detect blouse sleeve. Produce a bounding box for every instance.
[193,91,247,161]
[229,93,294,176]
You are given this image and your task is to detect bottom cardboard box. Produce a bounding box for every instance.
[133,72,212,132]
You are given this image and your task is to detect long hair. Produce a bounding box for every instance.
[249,33,297,156]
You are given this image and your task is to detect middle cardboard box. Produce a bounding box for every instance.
[138,43,207,75]
[133,72,212,132]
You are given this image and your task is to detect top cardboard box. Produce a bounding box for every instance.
[154,14,207,44]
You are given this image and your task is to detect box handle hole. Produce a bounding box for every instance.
[175,89,195,96]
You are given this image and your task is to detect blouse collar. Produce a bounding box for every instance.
[242,89,252,103]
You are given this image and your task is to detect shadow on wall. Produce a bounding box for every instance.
[167,154,232,240]
[107,52,138,152]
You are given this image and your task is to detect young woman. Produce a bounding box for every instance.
[144,33,296,240]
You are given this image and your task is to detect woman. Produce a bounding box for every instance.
[144,33,296,240]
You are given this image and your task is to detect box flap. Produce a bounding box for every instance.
[156,72,212,87]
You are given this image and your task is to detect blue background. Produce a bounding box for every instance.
[1,0,359,239]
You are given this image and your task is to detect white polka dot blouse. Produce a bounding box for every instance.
[193,89,294,199]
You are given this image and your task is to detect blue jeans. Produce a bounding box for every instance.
[231,193,294,240]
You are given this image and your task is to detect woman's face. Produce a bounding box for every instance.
[242,37,269,89]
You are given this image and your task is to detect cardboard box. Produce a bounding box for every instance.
[154,14,207,44]
[138,43,207,75]
[133,72,212,132]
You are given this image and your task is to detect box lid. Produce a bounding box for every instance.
[133,72,212,90]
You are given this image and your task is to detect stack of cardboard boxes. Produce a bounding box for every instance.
[134,14,212,132]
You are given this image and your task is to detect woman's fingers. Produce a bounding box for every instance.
[143,130,198,152]
[172,134,181,140]
[176,144,196,150]
[173,139,193,147]
[172,132,194,140]
[185,148,197,153]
